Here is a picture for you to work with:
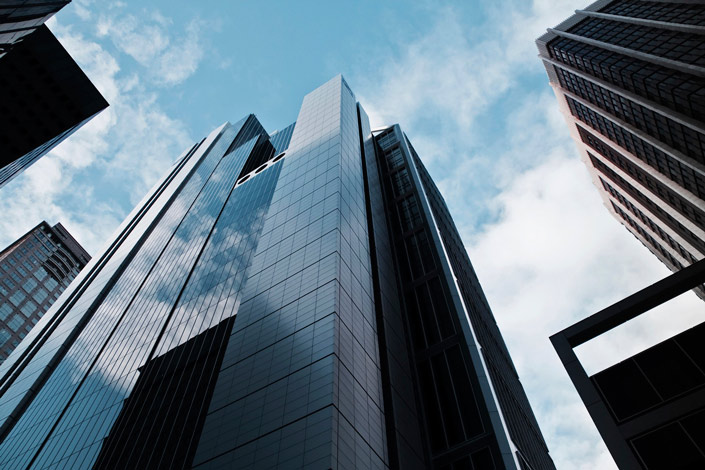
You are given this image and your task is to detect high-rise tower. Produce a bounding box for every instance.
[0,76,553,469]
[0,1,108,189]
[0,221,90,364]
[537,0,705,298]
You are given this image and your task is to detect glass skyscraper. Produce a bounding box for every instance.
[537,0,705,298]
[0,76,553,469]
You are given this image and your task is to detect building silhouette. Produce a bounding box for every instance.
[0,1,69,57]
[0,76,553,469]
[0,1,108,189]
[0,221,90,363]
[537,0,705,298]
[552,259,705,469]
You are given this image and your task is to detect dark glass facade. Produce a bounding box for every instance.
[0,222,90,364]
[537,0,705,299]
[0,76,553,469]
[0,16,108,189]
[0,1,69,58]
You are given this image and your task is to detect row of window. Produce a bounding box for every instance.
[577,123,705,203]
[588,152,705,257]
[600,0,705,26]
[611,200,685,271]
[568,97,705,198]
[603,178,698,264]
[585,126,705,228]
[375,129,493,459]
[557,67,705,165]
[578,125,705,232]
[547,37,705,122]
[568,18,705,66]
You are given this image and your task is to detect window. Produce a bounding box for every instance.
[20,301,36,316]
[385,147,405,170]
[7,314,23,331]
[0,304,12,321]
[34,267,48,281]
[45,277,59,291]
[22,278,37,294]
[32,288,48,304]
[391,168,412,197]
[399,197,422,231]
[9,290,25,307]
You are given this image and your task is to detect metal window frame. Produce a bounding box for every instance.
[550,258,705,469]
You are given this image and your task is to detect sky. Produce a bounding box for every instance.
[1,1,703,468]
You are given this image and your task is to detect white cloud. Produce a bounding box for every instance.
[96,11,205,86]
[0,14,194,256]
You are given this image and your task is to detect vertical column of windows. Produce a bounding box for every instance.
[409,146,553,470]
[567,18,705,66]
[374,129,501,465]
[599,0,705,25]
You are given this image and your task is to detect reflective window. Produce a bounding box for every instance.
[9,290,25,307]
[34,267,48,281]
[7,314,24,331]
[32,288,48,304]
[0,328,10,345]
[20,300,36,317]
[0,303,12,321]
[22,277,37,294]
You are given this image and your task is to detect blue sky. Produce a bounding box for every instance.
[1,1,702,468]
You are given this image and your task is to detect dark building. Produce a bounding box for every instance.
[0,1,69,57]
[0,221,90,364]
[537,0,705,298]
[0,1,108,189]
[551,258,705,469]
[0,76,553,469]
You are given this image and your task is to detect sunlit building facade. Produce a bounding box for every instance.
[537,0,705,298]
[0,76,553,469]
[0,221,89,364]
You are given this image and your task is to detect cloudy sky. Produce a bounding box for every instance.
[2,1,702,468]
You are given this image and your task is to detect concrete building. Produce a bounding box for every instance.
[537,0,705,298]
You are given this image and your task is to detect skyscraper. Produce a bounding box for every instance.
[0,1,108,189]
[0,1,69,57]
[536,0,705,298]
[0,76,553,469]
[0,221,90,364]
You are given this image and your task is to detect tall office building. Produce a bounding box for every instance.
[0,1,69,57]
[0,77,553,469]
[537,0,705,298]
[0,221,90,364]
[0,1,108,189]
